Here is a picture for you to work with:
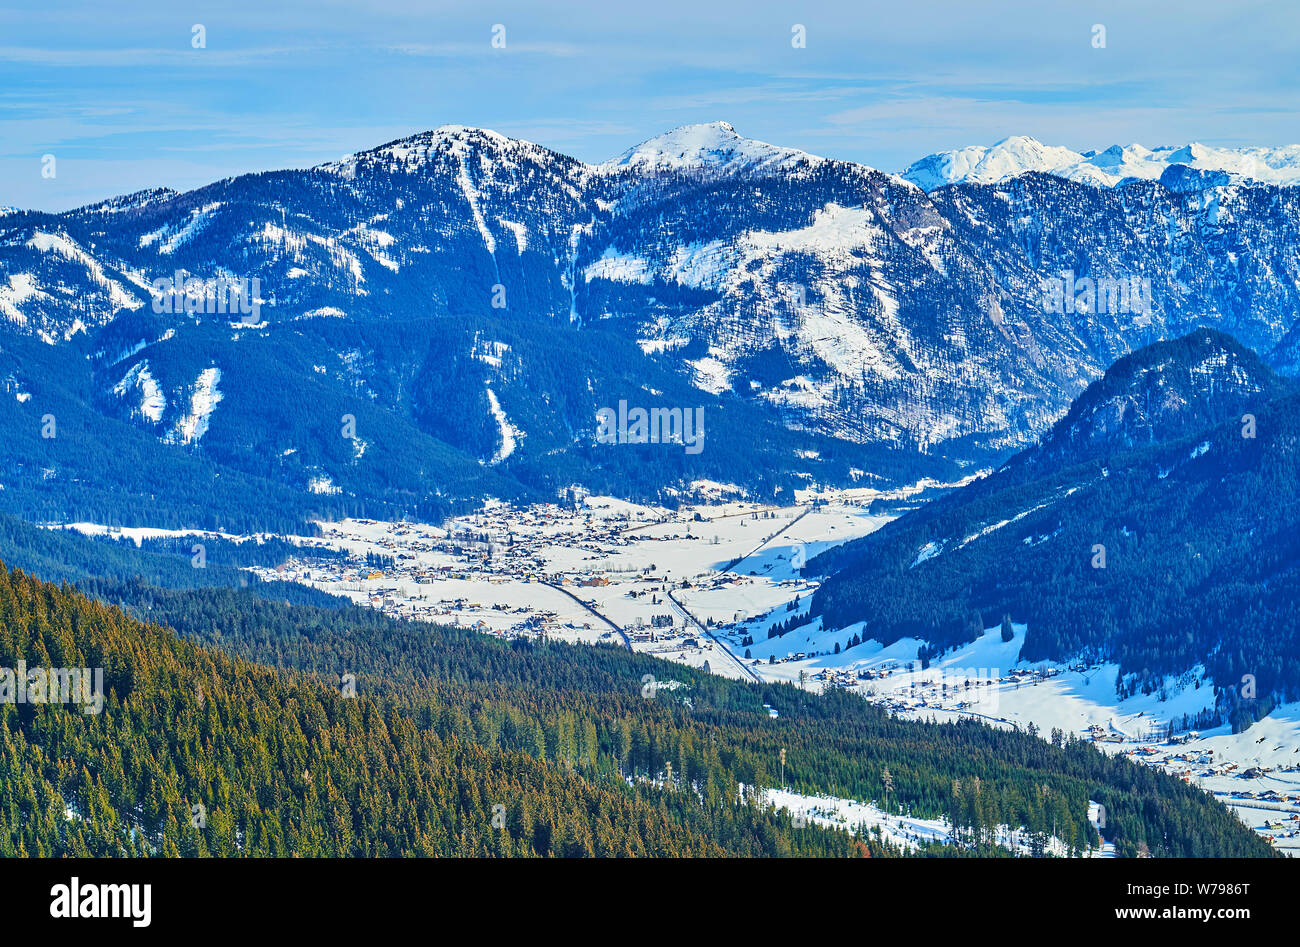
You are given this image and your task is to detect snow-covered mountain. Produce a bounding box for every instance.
[602,121,821,177]
[4,121,1300,527]
[903,135,1300,190]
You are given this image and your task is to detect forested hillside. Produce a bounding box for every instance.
[810,331,1300,727]
[0,562,876,856]
[0,546,1272,857]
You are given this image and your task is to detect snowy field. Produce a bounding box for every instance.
[762,787,1115,857]
[240,494,896,670]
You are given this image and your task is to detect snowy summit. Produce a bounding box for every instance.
[603,121,822,175]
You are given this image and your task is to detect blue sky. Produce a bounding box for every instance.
[3,0,1298,210]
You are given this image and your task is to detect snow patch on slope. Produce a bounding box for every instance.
[139,202,223,254]
[0,273,49,325]
[166,367,223,445]
[498,219,527,253]
[762,787,1091,856]
[113,361,167,423]
[25,230,142,312]
[485,387,518,464]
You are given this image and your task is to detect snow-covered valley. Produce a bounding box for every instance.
[56,482,1299,855]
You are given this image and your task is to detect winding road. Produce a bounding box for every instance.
[541,580,633,651]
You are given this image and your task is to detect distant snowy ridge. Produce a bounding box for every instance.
[323,123,1300,190]
[904,135,1300,190]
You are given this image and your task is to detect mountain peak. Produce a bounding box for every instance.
[321,124,575,180]
[990,134,1046,148]
[364,124,523,157]
[1015,328,1291,472]
[603,121,820,175]
[902,137,1081,190]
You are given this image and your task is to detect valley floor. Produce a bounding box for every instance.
[56,480,1300,855]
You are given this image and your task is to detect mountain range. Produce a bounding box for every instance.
[903,136,1300,191]
[3,121,1300,529]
